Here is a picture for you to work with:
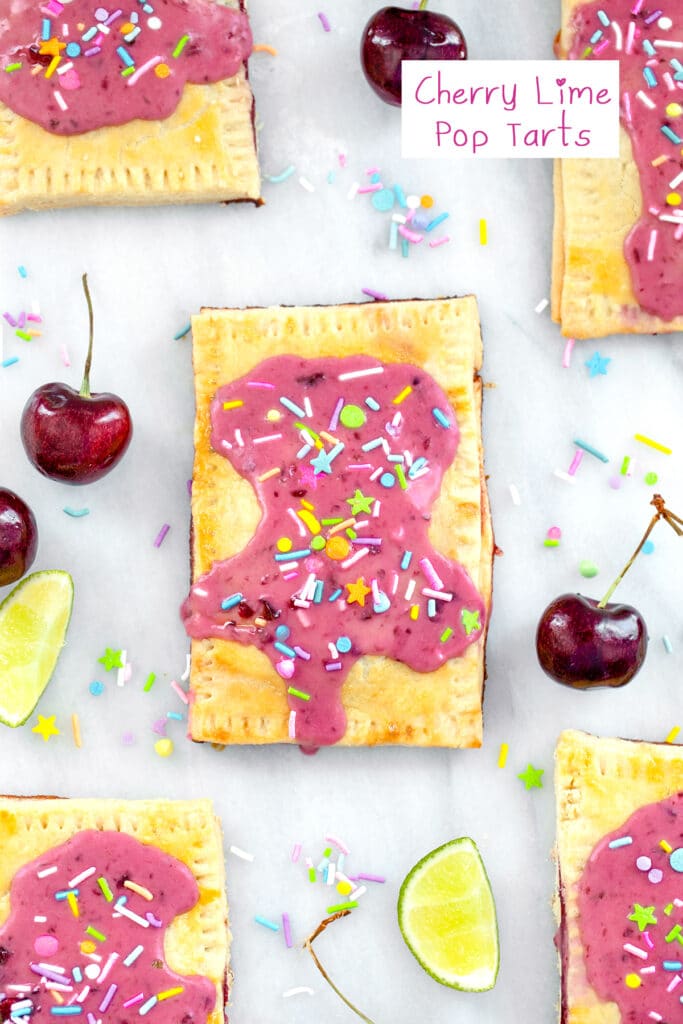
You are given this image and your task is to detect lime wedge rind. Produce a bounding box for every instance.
[0,570,74,727]
[397,837,500,992]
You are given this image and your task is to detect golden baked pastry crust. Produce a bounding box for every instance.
[555,730,683,1023]
[0,1,259,215]
[0,796,229,1024]
[552,0,683,339]
[189,296,493,747]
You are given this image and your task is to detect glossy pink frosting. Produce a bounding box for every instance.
[182,354,487,749]
[569,1,683,320]
[0,830,216,1024]
[578,793,683,1020]
[0,0,252,135]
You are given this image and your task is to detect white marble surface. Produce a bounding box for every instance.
[1,2,682,1022]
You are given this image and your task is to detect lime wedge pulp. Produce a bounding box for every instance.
[397,837,499,992]
[0,570,74,727]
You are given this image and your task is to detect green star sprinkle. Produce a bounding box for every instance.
[461,608,481,636]
[517,764,544,790]
[346,489,374,516]
[98,647,123,671]
[628,904,657,931]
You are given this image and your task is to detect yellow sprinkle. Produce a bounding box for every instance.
[624,973,641,989]
[276,537,292,553]
[50,991,64,1005]
[154,63,170,78]
[661,839,673,853]
[297,509,321,534]
[336,880,353,896]
[666,102,682,118]
[222,400,244,410]
[420,194,434,208]
[666,725,680,744]
[67,892,79,918]
[479,218,488,245]
[266,408,281,422]
[252,43,278,55]
[71,713,82,749]
[156,988,184,1002]
[498,742,509,768]
[329,517,356,536]
[392,386,413,405]
[667,192,681,206]
[634,433,672,455]
[300,498,315,511]
[257,467,280,482]
[154,738,174,758]
[124,880,154,901]
[651,154,668,166]
[409,605,420,621]
[80,941,96,955]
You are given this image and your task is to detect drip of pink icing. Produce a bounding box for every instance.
[578,793,683,1020]
[569,2,683,320]
[181,354,487,749]
[0,0,252,136]
[0,830,216,1024]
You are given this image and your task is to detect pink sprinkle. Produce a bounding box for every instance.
[357,183,382,194]
[338,152,347,168]
[568,449,584,476]
[290,843,302,863]
[17,311,26,328]
[643,930,655,949]
[361,288,388,301]
[562,337,575,368]
[59,345,71,367]
[547,526,562,540]
[275,659,295,680]
[153,524,170,548]
[170,679,189,705]
[429,235,450,248]
[123,994,144,1009]
[667,975,681,993]
[34,936,59,958]
[354,873,386,884]
[397,225,423,244]
[325,834,350,855]
[282,913,293,948]
[631,0,644,12]
[151,718,167,736]
[293,646,311,660]
[318,11,331,31]
[593,38,610,54]
[419,557,443,590]
[98,984,117,1013]
[246,380,275,389]
[27,314,42,323]
[329,396,344,430]
[365,167,380,175]
[3,312,17,327]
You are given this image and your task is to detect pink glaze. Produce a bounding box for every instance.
[569,2,683,320]
[181,354,487,749]
[578,793,683,1020]
[0,0,252,135]
[0,830,216,1024]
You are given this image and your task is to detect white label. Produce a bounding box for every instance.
[401,60,620,159]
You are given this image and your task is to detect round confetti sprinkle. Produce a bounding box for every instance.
[89,680,105,696]
[84,963,100,980]
[80,941,97,956]
[66,42,81,57]
[275,624,291,641]
[277,537,292,553]
[624,974,641,989]
[311,535,326,551]
[644,471,658,485]
[547,526,562,540]
[648,867,663,884]
[154,63,170,78]
[326,536,350,560]
[609,475,623,490]
[371,188,395,212]
[336,880,353,896]
[670,848,683,873]
[643,540,655,555]
[147,15,162,29]
[154,738,174,757]
[636,855,652,871]
[666,101,682,117]
[380,472,395,488]
[34,935,59,957]
[266,408,282,423]
[666,193,681,206]
[579,560,599,578]
[420,194,434,208]
[659,16,674,29]
[336,636,352,653]
[406,194,420,209]
[339,404,366,429]
[94,7,108,20]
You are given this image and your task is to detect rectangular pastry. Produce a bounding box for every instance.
[0,797,229,1024]
[0,0,260,214]
[553,1,683,338]
[183,296,493,749]
[555,729,683,1023]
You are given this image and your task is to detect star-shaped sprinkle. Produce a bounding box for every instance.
[461,608,481,636]
[585,352,611,378]
[346,489,374,516]
[32,715,60,742]
[98,647,124,671]
[518,764,544,790]
[39,37,66,57]
[310,449,335,475]
[628,904,657,931]
[345,577,372,607]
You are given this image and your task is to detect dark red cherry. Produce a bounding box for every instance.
[536,594,647,689]
[0,489,38,587]
[361,5,467,107]
[20,275,132,485]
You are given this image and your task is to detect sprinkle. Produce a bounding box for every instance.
[440,627,453,643]
[143,673,156,693]
[298,176,315,192]
[255,915,279,932]
[85,926,106,941]
[281,913,293,948]
[153,524,170,548]
[666,726,680,743]
[282,987,314,998]
[124,881,154,901]
[221,593,243,611]
[664,636,674,654]
[50,1010,82,1017]
[317,11,331,30]
[173,322,191,339]
[287,687,310,701]
[123,945,144,967]
[609,836,633,849]
[624,943,648,960]
[156,989,183,1002]
[431,408,451,429]
[97,877,113,901]
[562,337,575,368]
[123,995,144,1009]
[573,439,609,463]
[99,985,117,1013]
[326,901,358,914]
[37,866,58,878]
[138,996,157,1017]
[634,433,672,455]
[63,507,90,518]
[535,298,549,314]
[479,219,488,245]
[338,365,383,382]
[153,738,173,757]
[429,235,450,248]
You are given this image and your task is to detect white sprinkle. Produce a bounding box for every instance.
[347,181,359,200]
[229,845,255,862]
[299,176,315,193]
[624,942,648,960]
[654,38,683,47]
[282,987,314,998]
[37,866,58,878]
[338,366,384,382]
[351,884,367,900]
[288,711,296,739]
[341,546,369,569]
[113,902,149,928]
[53,90,67,111]
[534,298,549,314]
[34,916,47,924]
[554,469,577,484]
[116,649,127,688]
[181,653,191,681]
[68,867,96,887]
[509,483,521,506]
[663,636,674,653]
[669,171,683,190]
[404,579,416,601]
[647,228,658,261]
[636,89,656,109]
[253,433,282,445]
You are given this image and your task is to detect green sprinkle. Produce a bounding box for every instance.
[665,903,674,916]
[395,464,408,490]
[579,560,599,578]
[4,63,22,72]
[321,518,343,526]
[310,535,326,551]
[308,867,316,882]
[86,926,106,942]
[323,847,332,859]
[666,924,683,943]
[543,539,560,547]
[97,877,113,902]
[121,66,135,77]
[645,471,658,486]
[143,673,156,693]
[172,34,190,58]
[345,528,357,540]
[326,901,358,913]
[287,687,310,701]
[620,456,631,476]
[440,627,453,643]
[15,329,32,341]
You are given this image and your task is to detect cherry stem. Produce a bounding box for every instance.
[79,273,94,398]
[304,912,376,1024]
[598,494,682,608]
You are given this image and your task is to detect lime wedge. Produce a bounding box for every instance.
[397,837,499,991]
[0,570,74,727]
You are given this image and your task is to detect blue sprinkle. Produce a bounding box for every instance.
[66,42,81,58]
[361,437,384,452]
[72,968,82,983]
[116,45,134,67]
[427,599,437,618]
[370,172,381,184]
[608,836,633,849]
[280,396,306,417]
[401,238,410,258]
[254,915,279,932]
[275,624,290,641]
[393,183,407,208]
[166,711,184,721]
[426,211,449,232]
[643,66,657,87]
[643,540,655,554]
[662,125,682,145]
[89,681,105,696]
[267,165,295,184]
[432,407,451,429]
[221,593,243,611]
[597,9,610,25]
[336,636,352,653]
[365,397,380,411]
[274,641,297,658]
[173,322,191,340]
[51,1010,82,1017]
[389,220,399,250]
[18,264,28,278]
[573,438,609,462]
[296,443,312,459]
[63,507,90,518]
[328,587,343,602]
[669,848,683,872]
[41,19,51,40]
[313,580,324,604]
[642,39,657,56]
[371,188,395,212]
[82,26,98,41]
[664,960,683,970]
[55,889,79,900]
[274,549,311,561]
[664,636,674,654]
[590,29,603,43]
[409,457,428,478]
[400,551,413,570]
[2,357,19,368]
[380,472,395,488]
[327,171,335,184]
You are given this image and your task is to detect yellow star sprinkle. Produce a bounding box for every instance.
[32,715,60,742]
[345,577,371,607]
[39,37,66,57]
